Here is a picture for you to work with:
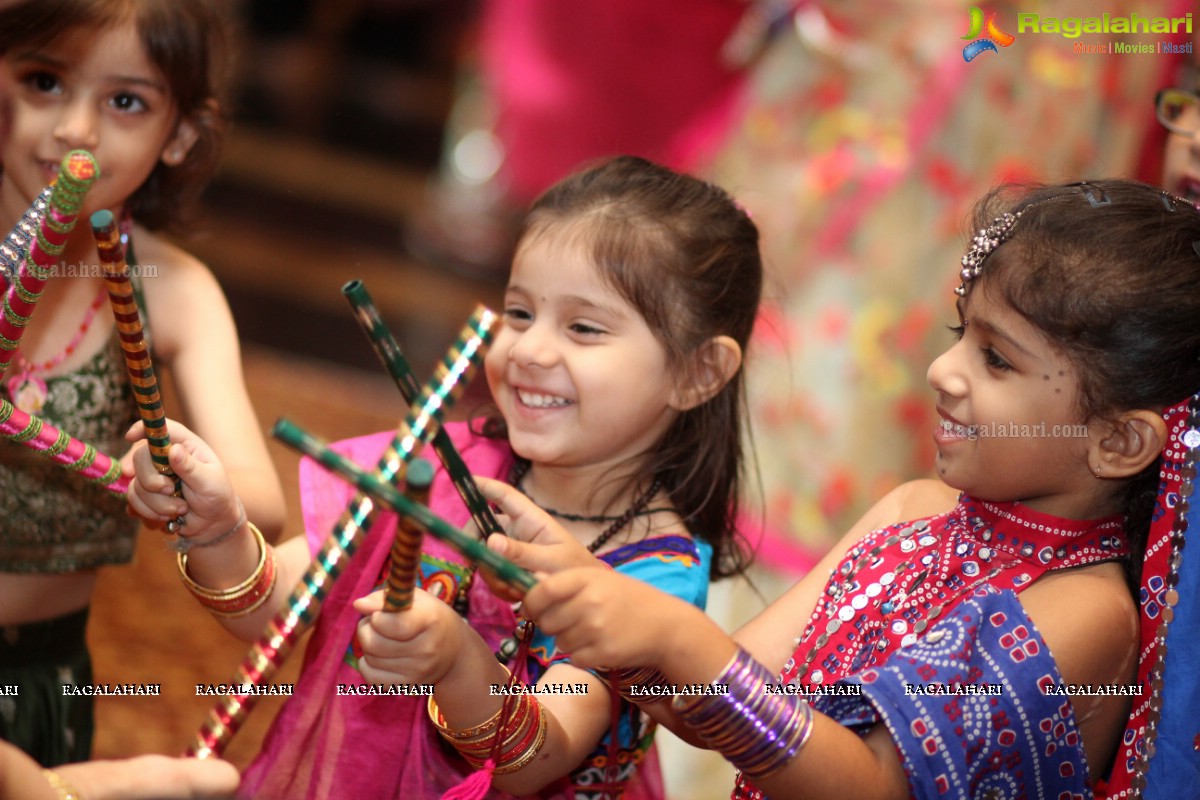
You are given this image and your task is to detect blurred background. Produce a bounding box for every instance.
[85,1,1193,797]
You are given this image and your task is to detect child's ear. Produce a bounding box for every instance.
[160,99,217,167]
[670,335,742,412]
[1090,409,1167,479]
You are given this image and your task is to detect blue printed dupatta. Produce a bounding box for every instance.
[816,586,1091,800]
[817,392,1200,800]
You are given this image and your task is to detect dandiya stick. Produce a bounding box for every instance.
[272,420,536,594]
[343,279,504,540]
[90,209,177,485]
[0,186,53,285]
[383,457,434,612]
[0,397,128,493]
[0,151,99,379]
[185,306,497,759]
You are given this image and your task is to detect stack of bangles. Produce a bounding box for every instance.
[427,683,547,774]
[177,518,277,618]
[671,648,814,780]
[606,665,673,704]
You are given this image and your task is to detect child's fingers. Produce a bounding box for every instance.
[521,569,594,620]
[475,476,564,543]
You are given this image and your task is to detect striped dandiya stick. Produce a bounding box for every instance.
[185,306,497,759]
[0,151,99,380]
[0,397,128,493]
[0,186,53,285]
[343,279,504,540]
[383,457,434,612]
[273,420,537,594]
[90,209,177,483]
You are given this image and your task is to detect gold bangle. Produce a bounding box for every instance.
[41,769,82,800]
[177,522,276,617]
[427,687,506,742]
[493,701,548,775]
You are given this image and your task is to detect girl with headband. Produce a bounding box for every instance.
[504,179,1200,799]
[0,0,284,769]
[126,155,763,798]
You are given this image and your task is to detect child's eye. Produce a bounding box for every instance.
[21,70,60,94]
[982,347,1012,371]
[568,322,604,336]
[110,92,147,113]
[946,323,966,340]
[502,307,532,325]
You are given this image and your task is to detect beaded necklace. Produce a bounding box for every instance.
[779,495,1128,688]
[5,283,109,414]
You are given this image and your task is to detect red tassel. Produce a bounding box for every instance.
[441,759,496,800]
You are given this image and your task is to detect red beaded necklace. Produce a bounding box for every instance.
[5,283,109,414]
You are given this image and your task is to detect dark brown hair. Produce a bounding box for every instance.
[0,0,231,231]
[968,179,1200,582]
[514,156,763,579]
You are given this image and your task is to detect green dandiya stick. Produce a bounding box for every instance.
[343,279,504,539]
[90,209,177,485]
[185,306,496,759]
[0,151,99,380]
[383,457,434,612]
[273,420,536,594]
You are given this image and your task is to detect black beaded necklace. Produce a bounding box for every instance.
[492,459,665,664]
[507,458,664,553]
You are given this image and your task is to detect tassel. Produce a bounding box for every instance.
[441,759,496,800]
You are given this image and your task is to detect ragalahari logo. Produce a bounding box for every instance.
[962,6,1016,61]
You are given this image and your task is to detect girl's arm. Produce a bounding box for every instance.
[135,232,287,541]
[524,568,910,800]
[124,420,310,642]
[0,739,239,800]
[354,590,612,795]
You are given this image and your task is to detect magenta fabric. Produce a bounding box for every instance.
[240,423,666,799]
[478,0,748,203]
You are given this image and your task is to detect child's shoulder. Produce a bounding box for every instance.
[131,226,231,356]
[854,479,959,534]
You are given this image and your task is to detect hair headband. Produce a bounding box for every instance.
[954,182,1200,296]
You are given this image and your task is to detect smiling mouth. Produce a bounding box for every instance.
[517,389,573,409]
[938,418,978,440]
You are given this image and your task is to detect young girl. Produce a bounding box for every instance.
[125,155,763,798]
[505,178,1200,799]
[0,0,285,767]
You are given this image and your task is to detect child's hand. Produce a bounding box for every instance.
[352,589,466,685]
[122,419,242,543]
[476,475,605,589]
[522,568,695,670]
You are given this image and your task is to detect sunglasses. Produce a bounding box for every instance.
[1156,87,1200,137]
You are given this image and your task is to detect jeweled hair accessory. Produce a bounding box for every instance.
[955,210,1024,296]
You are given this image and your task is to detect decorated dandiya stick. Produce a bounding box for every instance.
[0,151,99,380]
[273,420,537,594]
[185,306,496,759]
[0,397,128,493]
[91,210,177,481]
[383,457,434,612]
[0,186,53,285]
[343,279,504,540]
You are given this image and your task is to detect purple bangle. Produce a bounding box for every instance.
[672,648,813,780]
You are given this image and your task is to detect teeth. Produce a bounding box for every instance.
[939,419,975,438]
[518,390,571,409]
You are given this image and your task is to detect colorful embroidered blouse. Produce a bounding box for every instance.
[736,495,1128,799]
[0,275,143,573]
[241,423,709,800]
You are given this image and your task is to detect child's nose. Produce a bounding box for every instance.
[53,100,99,150]
[927,344,967,398]
[509,324,557,368]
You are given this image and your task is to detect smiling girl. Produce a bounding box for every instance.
[126,155,763,798]
[0,0,284,767]
[503,178,1200,799]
